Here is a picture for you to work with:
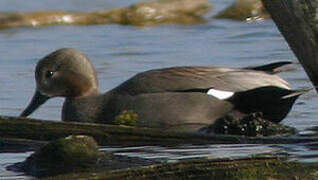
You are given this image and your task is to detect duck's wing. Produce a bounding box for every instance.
[114,65,290,95]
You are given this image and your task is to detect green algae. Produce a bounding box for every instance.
[114,110,138,126]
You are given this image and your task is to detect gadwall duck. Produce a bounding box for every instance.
[20,48,309,132]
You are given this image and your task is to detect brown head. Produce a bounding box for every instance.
[20,48,99,117]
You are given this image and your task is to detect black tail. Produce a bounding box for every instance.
[245,61,294,74]
[282,87,313,99]
[227,86,311,123]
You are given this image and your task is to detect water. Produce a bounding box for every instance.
[100,143,318,163]
[0,152,33,179]
[0,0,318,178]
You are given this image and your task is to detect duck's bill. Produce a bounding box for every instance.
[20,90,50,117]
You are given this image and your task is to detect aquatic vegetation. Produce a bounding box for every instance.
[114,110,138,126]
[205,112,295,136]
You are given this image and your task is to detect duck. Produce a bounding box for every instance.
[20,48,309,132]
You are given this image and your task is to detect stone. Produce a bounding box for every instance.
[215,0,269,21]
[22,135,100,177]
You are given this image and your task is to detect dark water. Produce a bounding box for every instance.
[0,0,318,179]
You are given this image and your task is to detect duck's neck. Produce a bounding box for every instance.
[62,90,104,123]
[79,87,100,97]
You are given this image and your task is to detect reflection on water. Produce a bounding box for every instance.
[101,144,280,163]
[1,0,318,178]
[2,142,318,178]
[100,143,318,164]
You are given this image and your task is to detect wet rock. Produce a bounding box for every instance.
[215,0,269,21]
[119,0,211,26]
[0,10,123,30]
[22,135,101,177]
[202,112,295,136]
[0,0,211,29]
[0,11,115,30]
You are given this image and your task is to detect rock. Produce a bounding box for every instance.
[215,0,269,21]
[0,0,212,29]
[119,0,211,26]
[22,135,101,177]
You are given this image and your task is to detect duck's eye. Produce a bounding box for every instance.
[45,71,55,78]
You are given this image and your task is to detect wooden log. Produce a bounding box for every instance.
[44,157,318,180]
[0,137,45,152]
[261,0,318,92]
[0,116,239,146]
[1,115,318,149]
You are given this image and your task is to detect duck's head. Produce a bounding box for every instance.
[20,48,99,117]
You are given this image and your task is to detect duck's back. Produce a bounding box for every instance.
[114,66,290,95]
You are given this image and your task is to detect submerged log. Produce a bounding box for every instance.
[44,157,318,180]
[0,137,45,153]
[0,116,241,147]
[261,0,318,92]
[1,115,318,150]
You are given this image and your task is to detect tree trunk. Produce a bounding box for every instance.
[262,0,318,92]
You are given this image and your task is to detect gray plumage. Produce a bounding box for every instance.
[20,48,308,132]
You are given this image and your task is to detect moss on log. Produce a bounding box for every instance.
[262,0,318,92]
[42,157,318,180]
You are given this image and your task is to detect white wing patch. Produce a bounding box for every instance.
[207,89,234,100]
